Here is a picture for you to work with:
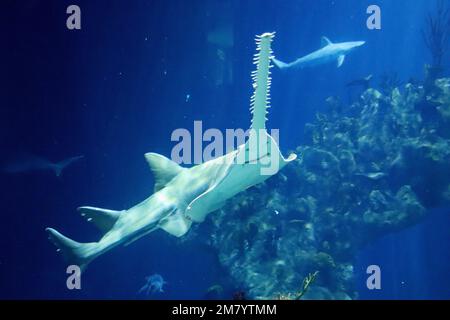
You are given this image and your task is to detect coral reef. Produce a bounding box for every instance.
[205,78,450,299]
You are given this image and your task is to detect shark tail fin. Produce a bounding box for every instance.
[53,155,85,177]
[46,227,97,271]
[53,166,63,177]
[271,57,289,69]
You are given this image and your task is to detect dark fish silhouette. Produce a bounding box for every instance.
[346,74,373,89]
[2,154,84,177]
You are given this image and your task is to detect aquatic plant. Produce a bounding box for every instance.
[422,0,450,82]
[296,271,319,300]
[274,271,319,300]
[379,72,403,95]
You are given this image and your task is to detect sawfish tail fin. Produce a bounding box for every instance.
[53,155,85,177]
[271,57,289,69]
[46,227,98,271]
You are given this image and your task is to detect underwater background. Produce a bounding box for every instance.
[1,0,449,299]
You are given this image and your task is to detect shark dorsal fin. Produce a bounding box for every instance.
[321,36,332,47]
[337,55,345,67]
[78,206,122,233]
[144,153,184,191]
[250,32,275,131]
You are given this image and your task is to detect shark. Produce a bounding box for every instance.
[2,154,84,177]
[272,36,365,70]
[46,32,297,271]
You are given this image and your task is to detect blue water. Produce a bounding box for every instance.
[1,0,449,299]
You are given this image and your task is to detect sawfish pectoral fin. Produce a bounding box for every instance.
[158,212,192,237]
[122,209,191,247]
[185,157,236,223]
[275,152,297,173]
[284,153,297,163]
[145,153,185,192]
[78,206,122,234]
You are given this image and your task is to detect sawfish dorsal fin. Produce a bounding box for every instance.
[321,36,332,47]
[145,153,184,191]
[250,32,275,131]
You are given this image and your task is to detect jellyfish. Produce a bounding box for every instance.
[138,274,166,296]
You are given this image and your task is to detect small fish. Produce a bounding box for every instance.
[354,172,387,180]
[346,74,373,89]
[206,284,224,294]
[205,284,224,299]
[288,219,306,224]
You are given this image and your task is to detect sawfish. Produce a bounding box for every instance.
[46,32,296,271]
